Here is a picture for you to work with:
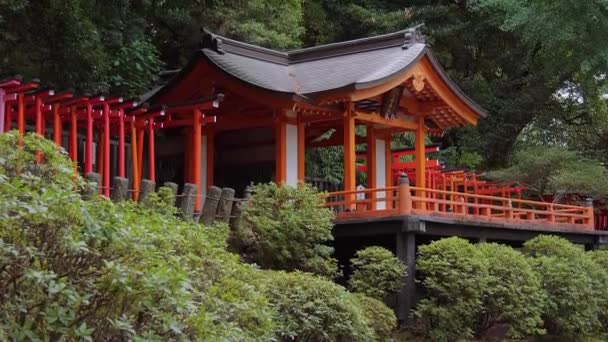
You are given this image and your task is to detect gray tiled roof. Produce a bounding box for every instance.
[199,28,427,98]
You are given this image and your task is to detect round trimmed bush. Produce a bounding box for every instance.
[523,235,603,336]
[352,293,397,341]
[259,270,374,341]
[348,246,405,299]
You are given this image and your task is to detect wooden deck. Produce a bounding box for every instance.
[325,179,595,232]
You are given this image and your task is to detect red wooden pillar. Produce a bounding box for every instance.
[34,96,44,162]
[131,119,140,201]
[17,92,24,136]
[297,119,306,183]
[193,109,202,210]
[53,104,62,147]
[343,105,356,208]
[4,104,12,133]
[366,125,377,210]
[118,109,125,177]
[415,116,426,209]
[137,124,144,183]
[275,113,286,184]
[85,103,93,174]
[147,119,155,181]
[70,107,78,174]
[184,128,192,182]
[103,104,111,197]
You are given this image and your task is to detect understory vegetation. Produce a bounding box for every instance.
[414,236,608,341]
[0,132,398,341]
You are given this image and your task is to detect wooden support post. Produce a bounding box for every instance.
[4,106,11,133]
[53,104,62,148]
[85,104,93,174]
[343,104,356,208]
[385,133,393,207]
[137,125,144,186]
[415,116,426,208]
[366,125,377,210]
[297,119,306,183]
[103,104,110,197]
[118,109,125,177]
[131,120,140,201]
[98,130,105,194]
[70,107,78,174]
[193,109,202,211]
[147,119,155,181]
[34,96,43,162]
[17,92,24,136]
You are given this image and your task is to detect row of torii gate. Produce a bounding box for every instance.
[0,77,219,210]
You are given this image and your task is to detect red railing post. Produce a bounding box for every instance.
[586,198,595,229]
[398,174,412,215]
[547,203,554,223]
[505,199,513,220]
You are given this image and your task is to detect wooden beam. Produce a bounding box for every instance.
[354,111,418,130]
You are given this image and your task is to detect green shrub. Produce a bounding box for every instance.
[235,182,338,277]
[477,243,546,338]
[259,270,375,342]
[352,293,397,341]
[523,236,603,336]
[348,246,405,299]
[0,132,276,340]
[414,237,488,341]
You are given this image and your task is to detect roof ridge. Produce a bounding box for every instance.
[199,25,426,65]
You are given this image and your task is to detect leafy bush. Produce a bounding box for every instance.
[234,182,338,277]
[477,243,546,338]
[414,237,488,341]
[352,293,397,341]
[0,132,276,340]
[523,236,603,336]
[348,246,405,299]
[258,270,375,341]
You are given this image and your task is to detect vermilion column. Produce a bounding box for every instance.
[297,119,305,184]
[147,119,155,181]
[70,107,78,174]
[131,119,140,201]
[343,106,356,207]
[103,104,110,197]
[274,114,286,184]
[118,109,125,177]
[53,104,62,147]
[366,126,377,210]
[415,116,426,208]
[0,89,4,133]
[85,104,93,174]
[17,92,24,136]
[193,109,202,210]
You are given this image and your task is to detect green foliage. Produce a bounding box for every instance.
[352,293,397,342]
[109,39,163,97]
[0,131,277,340]
[348,246,405,299]
[415,237,488,341]
[477,243,546,338]
[234,182,338,277]
[259,270,375,342]
[523,236,605,336]
[487,146,608,199]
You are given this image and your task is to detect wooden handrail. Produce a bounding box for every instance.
[325,184,594,230]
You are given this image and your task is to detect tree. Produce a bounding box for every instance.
[234,182,338,278]
[486,146,608,200]
[348,246,405,300]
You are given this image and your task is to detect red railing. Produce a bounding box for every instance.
[325,178,594,230]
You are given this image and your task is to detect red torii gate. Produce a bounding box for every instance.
[0,77,220,210]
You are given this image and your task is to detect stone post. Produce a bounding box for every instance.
[83,172,101,200]
[139,179,156,203]
[111,176,129,202]
[217,187,236,223]
[201,186,222,225]
[179,183,197,220]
